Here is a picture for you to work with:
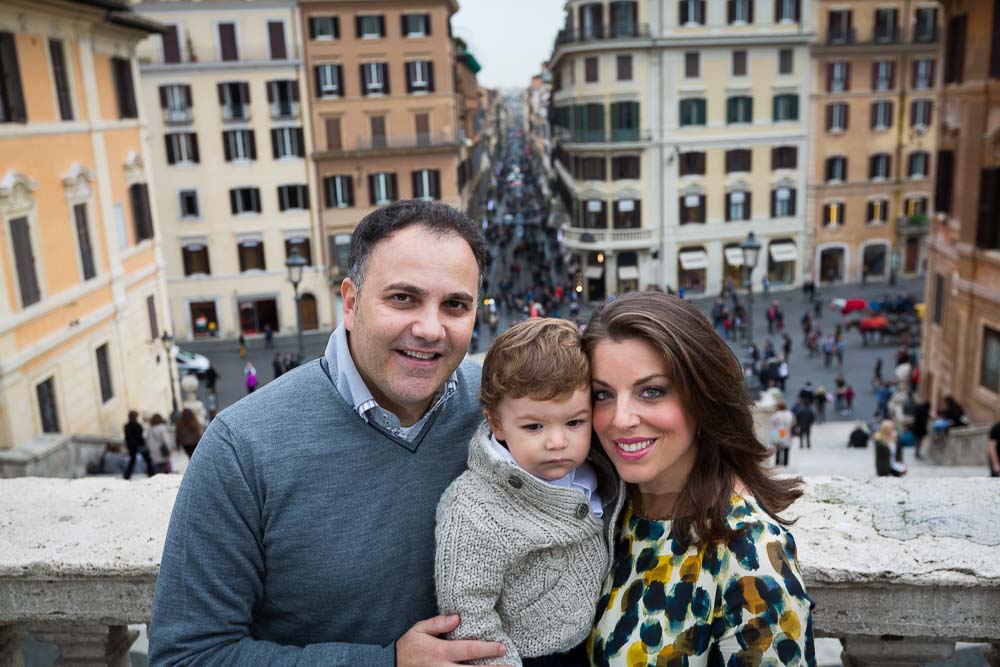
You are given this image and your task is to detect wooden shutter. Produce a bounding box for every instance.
[744,192,752,219]
[727,0,735,23]
[182,247,194,275]
[158,86,168,109]
[0,32,26,122]
[323,177,333,207]
[326,117,341,150]
[427,61,435,92]
[336,65,345,96]
[248,130,257,160]
[679,0,689,24]
[240,82,250,105]
[795,0,801,21]
[266,80,274,103]
[219,23,238,61]
[187,133,199,162]
[378,16,386,36]
[748,0,754,23]
[935,150,954,214]
[411,171,421,198]
[50,40,73,120]
[770,190,777,217]
[270,129,279,158]
[314,66,324,97]
[308,17,317,39]
[844,62,852,90]
[268,21,287,60]
[992,0,1000,78]
[977,168,1000,248]
[163,25,181,63]
[389,173,398,200]
[183,85,192,108]
[826,63,834,92]
[430,170,440,199]
[424,13,432,35]
[333,17,340,38]
[112,57,137,118]
[355,16,364,37]
[295,128,304,156]
[359,64,367,95]
[165,134,176,164]
[345,176,354,206]
[382,63,390,94]
[406,62,414,93]
[223,131,233,161]
[229,189,238,213]
[368,174,376,205]
[725,192,732,219]
[697,195,706,222]
[9,217,40,306]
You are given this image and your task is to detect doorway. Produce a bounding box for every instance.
[189,301,219,338]
[239,298,279,335]
[299,293,319,330]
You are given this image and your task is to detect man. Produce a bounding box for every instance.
[122,410,153,479]
[150,201,508,665]
[791,398,815,449]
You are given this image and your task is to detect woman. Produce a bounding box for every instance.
[582,292,814,665]
[873,419,906,477]
[770,399,794,466]
[174,408,203,458]
[145,413,173,474]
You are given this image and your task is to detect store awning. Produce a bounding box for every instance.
[678,249,708,271]
[769,242,798,263]
[618,265,639,280]
[724,247,744,267]
[584,266,605,279]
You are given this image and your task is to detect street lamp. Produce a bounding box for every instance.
[739,231,762,347]
[285,246,307,359]
[160,330,179,422]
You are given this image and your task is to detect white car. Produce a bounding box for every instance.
[173,346,210,377]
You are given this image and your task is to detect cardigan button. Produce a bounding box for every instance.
[575,504,589,520]
[507,475,523,489]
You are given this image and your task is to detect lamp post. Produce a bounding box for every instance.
[285,247,307,360]
[160,330,179,422]
[739,231,762,347]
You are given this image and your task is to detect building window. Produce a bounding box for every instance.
[975,167,1000,250]
[771,187,796,217]
[0,32,27,123]
[679,151,706,176]
[356,15,386,39]
[267,80,299,118]
[271,127,304,158]
[726,96,753,124]
[412,169,441,200]
[73,203,96,281]
[825,103,849,132]
[616,54,633,80]
[308,16,340,40]
[324,175,354,208]
[874,8,899,43]
[229,187,261,215]
[111,57,137,119]
[577,157,606,180]
[679,194,706,224]
[579,3,604,40]
[613,199,641,229]
[181,243,211,276]
[871,100,893,130]
[95,343,113,403]
[823,201,845,226]
[915,7,939,43]
[725,191,751,221]
[679,0,706,25]
[771,146,797,170]
[684,52,700,78]
[36,377,60,433]
[725,149,752,173]
[913,59,935,89]
[277,184,309,211]
[222,129,256,162]
[610,101,639,140]
[165,132,199,165]
[146,294,158,340]
[403,14,431,37]
[679,99,706,126]
[932,273,945,324]
[825,156,847,183]
[908,151,930,179]
[610,1,639,37]
[217,22,239,61]
[775,0,800,22]
[867,198,889,224]
[944,14,966,84]
[980,326,1000,393]
[728,0,753,24]
[237,240,265,272]
[935,150,954,214]
[772,94,798,121]
[904,196,928,218]
[585,57,599,82]
[869,153,891,181]
[612,155,640,179]
[179,190,199,218]
[159,84,192,123]
[872,60,895,91]
[828,9,854,44]
[732,50,748,76]
[910,99,933,128]
[828,61,851,92]
[368,172,397,205]
[217,81,250,121]
[8,216,41,307]
[315,64,344,98]
[778,48,794,74]
[129,183,153,242]
[282,237,311,266]
[361,62,389,95]
[406,60,434,93]
[49,39,73,121]
[583,199,607,228]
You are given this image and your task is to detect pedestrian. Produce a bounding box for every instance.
[775,303,785,333]
[243,361,257,394]
[777,355,789,392]
[122,410,153,479]
[264,323,274,349]
[848,422,870,448]
[807,328,820,358]
[814,385,829,423]
[835,334,846,367]
[145,413,172,475]
[822,334,834,368]
[988,421,1000,477]
[800,312,812,343]
[766,302,777,334]
[272,353,284,379]
[792,398,815,449]
[202,361,219,393]
[174,408,203,459]
[834,373,847,412]
[844,384,855,415]
[238,333,247,360]
[872,357,884,391]
[770,399,794,466]
[798,381,815,407]
[874,420,907,477]
[762,276,770,295]
[813,297,822,319]
[782,332,792,359]
[150,200,506,664]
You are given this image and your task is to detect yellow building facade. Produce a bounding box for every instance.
[0,0,172,449]
[134,0,330,341]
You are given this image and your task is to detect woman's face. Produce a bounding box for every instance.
[590,337,697,495]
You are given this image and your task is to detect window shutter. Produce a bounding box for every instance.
[977,168,1000,248]
[266,81,274,103]
[228,189,237,214]
[843,104,850,129]
[9,217,40,306]
[383,64,390,94]
[844,62,852,90]
[378,16,386,36]
[871,62,879,89]
[359,64,367,95]
[314,66,323,97]
[825,158,832,181]
[770,190,777,217]
[727,0,735,23]
[253,188,262,212]
[159,86,168,108]
[725,151,733,173]
[355,16,363,38]
[909,100,916,126]
[223,132,233,161]
[825,104,833,130]
[870,103,878,129]
[935,150,954,213]
[346,176,354,206]
[0,33,26,122]
[431,170,440,199]
[795,0,801,21]
[323,178,333,207]
[401,15,408,37]
[241,82,250,105]
[184,85,192,107]
[368,174,377,205]
[163,25,181,63]
[290,79,299,102]
[697,195,706,222]
[295,128,304,156]
[406,62,414,93]
[790,95,798,119]
[411,170,420,197]
[679,0,689,24]
[789,189,797,215]
[424,13,432,35]
[427,62,435,92]
[278,186,288,212]
[271,129,279,159]
[748,0,754,23]
[928,61,935,87]
[336,65,345,96]
[268,21,287,60]
[725,192,732,219]
[248,130,257,160]
[333,17,340,38]
[190,133,200,162]
[912,61,919,88]
[308,17,317,39]
[390,173,398,200]
[697,99,706,124]
[165,135,176,164]
[217,82,225,105]
[826,63,834,92]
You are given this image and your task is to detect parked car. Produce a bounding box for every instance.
[173,346,210,377]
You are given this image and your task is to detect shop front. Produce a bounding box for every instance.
[617,251,639,293]
[767,240,797,285]
[723,245,745,289]
[238,297,279,335]
[677,247,708,294]
[189,301,220,338]
[818,246,846,284]
[861,241,890,282]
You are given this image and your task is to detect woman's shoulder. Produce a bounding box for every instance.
[714,495,808,590]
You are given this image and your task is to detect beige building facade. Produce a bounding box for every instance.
[809,0,941,285]
[135,0,330,341]
[922,0,1000,425]
[0,0,172,448]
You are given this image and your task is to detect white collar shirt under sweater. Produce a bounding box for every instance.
[489,434,603,517]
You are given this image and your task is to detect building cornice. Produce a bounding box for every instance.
[140,60,302,74]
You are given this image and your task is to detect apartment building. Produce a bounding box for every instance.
[300,0,467,309]
[809,0,941,285]
[455,38,490,210]
[922,0,1000,424]
[549,0,811,299]
[0,0,171,448]
[135,0,329,341]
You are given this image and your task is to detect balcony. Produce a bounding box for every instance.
[0,475,996,665]
[163,107,192,125]
[270,101,299,120]
[314,129,462,159]
[561,224,656,251]
[872,26,901,44]
[913,26,939,43]
[556,23,651,45]
[222,104,250,122]
[554,127,651,145]
[826,28,857,45]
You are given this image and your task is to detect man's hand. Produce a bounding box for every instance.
[396,615,509,667]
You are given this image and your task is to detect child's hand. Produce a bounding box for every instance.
[396,614,511,667]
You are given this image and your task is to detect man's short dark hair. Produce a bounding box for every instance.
[347,199,487,291]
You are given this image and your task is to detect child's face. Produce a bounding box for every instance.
[487,387,592,481]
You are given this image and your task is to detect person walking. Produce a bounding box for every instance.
[822,334,835,368]
[793,399,815,449]
[770,399,795,466]
[264,323,274,349]
[145,414,172,475]
[814,385,830,423]
[123,410,154,479]
[781,332,792,359]
[203,362,219,394]
[238,333,247,360]
[174,409,204,459]
[243,361,258,394]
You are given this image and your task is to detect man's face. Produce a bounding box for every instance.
[342,225,479,426]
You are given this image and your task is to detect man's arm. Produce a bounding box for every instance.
[148,417,396,666]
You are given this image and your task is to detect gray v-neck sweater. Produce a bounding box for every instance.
[149,356,483,666]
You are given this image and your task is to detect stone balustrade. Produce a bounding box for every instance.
[0,475,997,666]
[928,424,993,466]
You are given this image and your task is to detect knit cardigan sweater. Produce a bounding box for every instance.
[435,424,625,666]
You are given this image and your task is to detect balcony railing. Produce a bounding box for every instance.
[270,101,299,120]
[826,28,857,45]
[913,26,939,43]
[561,225,656,249]
[872,26,901,44]
[222,104,250,122]
[322,129,462,155]
[556,23,651,45]
[164,107,192,124]
[554,127,650,144]
[1,474,996,665]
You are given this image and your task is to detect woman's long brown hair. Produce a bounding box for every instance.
[582,291,803,548]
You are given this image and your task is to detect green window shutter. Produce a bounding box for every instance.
[790,95,799,120]
[747,97,753,122]
[773,95,780,121]
[698,99,706,124]
[727,97,735,123]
